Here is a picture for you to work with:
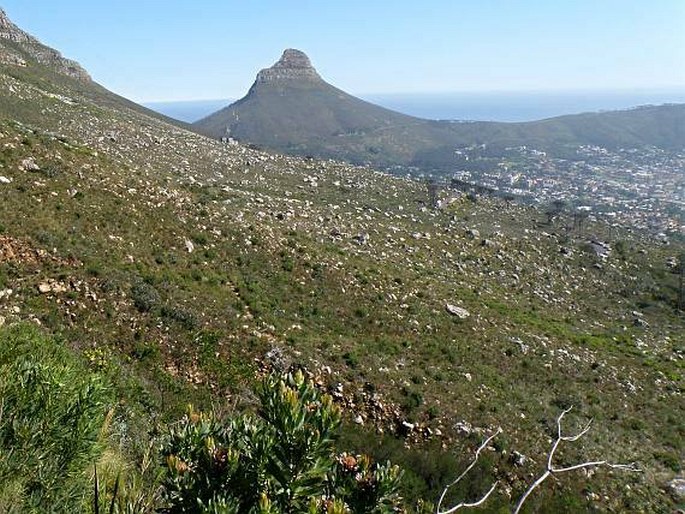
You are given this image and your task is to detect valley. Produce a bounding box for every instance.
[0,8,683,513]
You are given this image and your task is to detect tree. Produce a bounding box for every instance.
[436,407,639,514]
[545,199,567,225]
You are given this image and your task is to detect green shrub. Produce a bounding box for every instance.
[0,324,112,511]
[160,371,403,513]
[131,281,161,313]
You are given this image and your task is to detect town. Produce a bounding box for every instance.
[443,143,684,238]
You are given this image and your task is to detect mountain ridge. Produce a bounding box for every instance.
[0,7,91,82]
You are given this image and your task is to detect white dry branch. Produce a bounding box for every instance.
[436,427,502,514]
[512,406,640,514]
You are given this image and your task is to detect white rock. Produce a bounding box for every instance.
[668,478,685,500]
[445,303,470,319]
[0,176,11,184]
[20,157,40,171]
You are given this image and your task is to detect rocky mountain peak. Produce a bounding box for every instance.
[254,48,321,84]
[0,8,31,43]
[0,8,91,82]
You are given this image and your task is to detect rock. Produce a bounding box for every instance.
[352,233,369,245]
[0,315,5,327]
[255,49,321,84]
[0,175,11,184]
[20,157,40,171]
[454,421,472,436]
[400,420,415,434]
[668,478,685,500]
[354,415,364,425]
[445,303,470,319]
[633,317,649,328]
[0,9,91,81]
[37,281,67,294]
[466,228,480,239]
[184,238,195,253]
[511,450,527,466]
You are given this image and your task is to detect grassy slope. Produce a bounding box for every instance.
[0,57,684,512]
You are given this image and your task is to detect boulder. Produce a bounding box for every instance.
[445,303,470,319]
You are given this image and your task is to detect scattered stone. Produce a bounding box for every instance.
[400,420,415,434]
[454,421,473,436]
[445,303,470,319]
[0,315,5,327]
[352,232,369,245]
[0,175,11,184]
[37,281,67,294]
[20,157,40,171]
[184,238,195,253]
[511,451,527,467]
[633,317,649,329]
[466,228,480,239]
[668,478,685,500]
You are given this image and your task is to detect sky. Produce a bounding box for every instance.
[3,0,685,103]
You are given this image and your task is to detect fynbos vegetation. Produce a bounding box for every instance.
[0,8,683,513]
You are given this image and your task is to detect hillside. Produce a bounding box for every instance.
[194,49,685,172]
[0,13,684,513]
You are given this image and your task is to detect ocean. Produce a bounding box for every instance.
[145,88,685,124]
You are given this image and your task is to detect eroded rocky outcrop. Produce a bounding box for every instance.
[0,8,91,81]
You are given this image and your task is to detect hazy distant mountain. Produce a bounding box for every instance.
[195,49,685,172]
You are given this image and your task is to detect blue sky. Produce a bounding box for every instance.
[3,1,685,102]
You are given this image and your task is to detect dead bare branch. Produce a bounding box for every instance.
[513,406,640,514]
[436,427,502,514]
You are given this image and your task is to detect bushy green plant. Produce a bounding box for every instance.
[131,281,161,313]
[160,371,403,513]
[0,324,112,511]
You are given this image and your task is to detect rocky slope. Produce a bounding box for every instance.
[0,13,683,512]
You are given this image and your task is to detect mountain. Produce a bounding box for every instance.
[0,8,90,81]
[194,49,685,172]
[1,12,684,512]
[0,8,182,129]
[194,49,464,166]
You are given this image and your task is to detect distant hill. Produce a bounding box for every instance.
[194,49,685,172]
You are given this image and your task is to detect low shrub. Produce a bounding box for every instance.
[160,371,403,513]
[0,324,112,511]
